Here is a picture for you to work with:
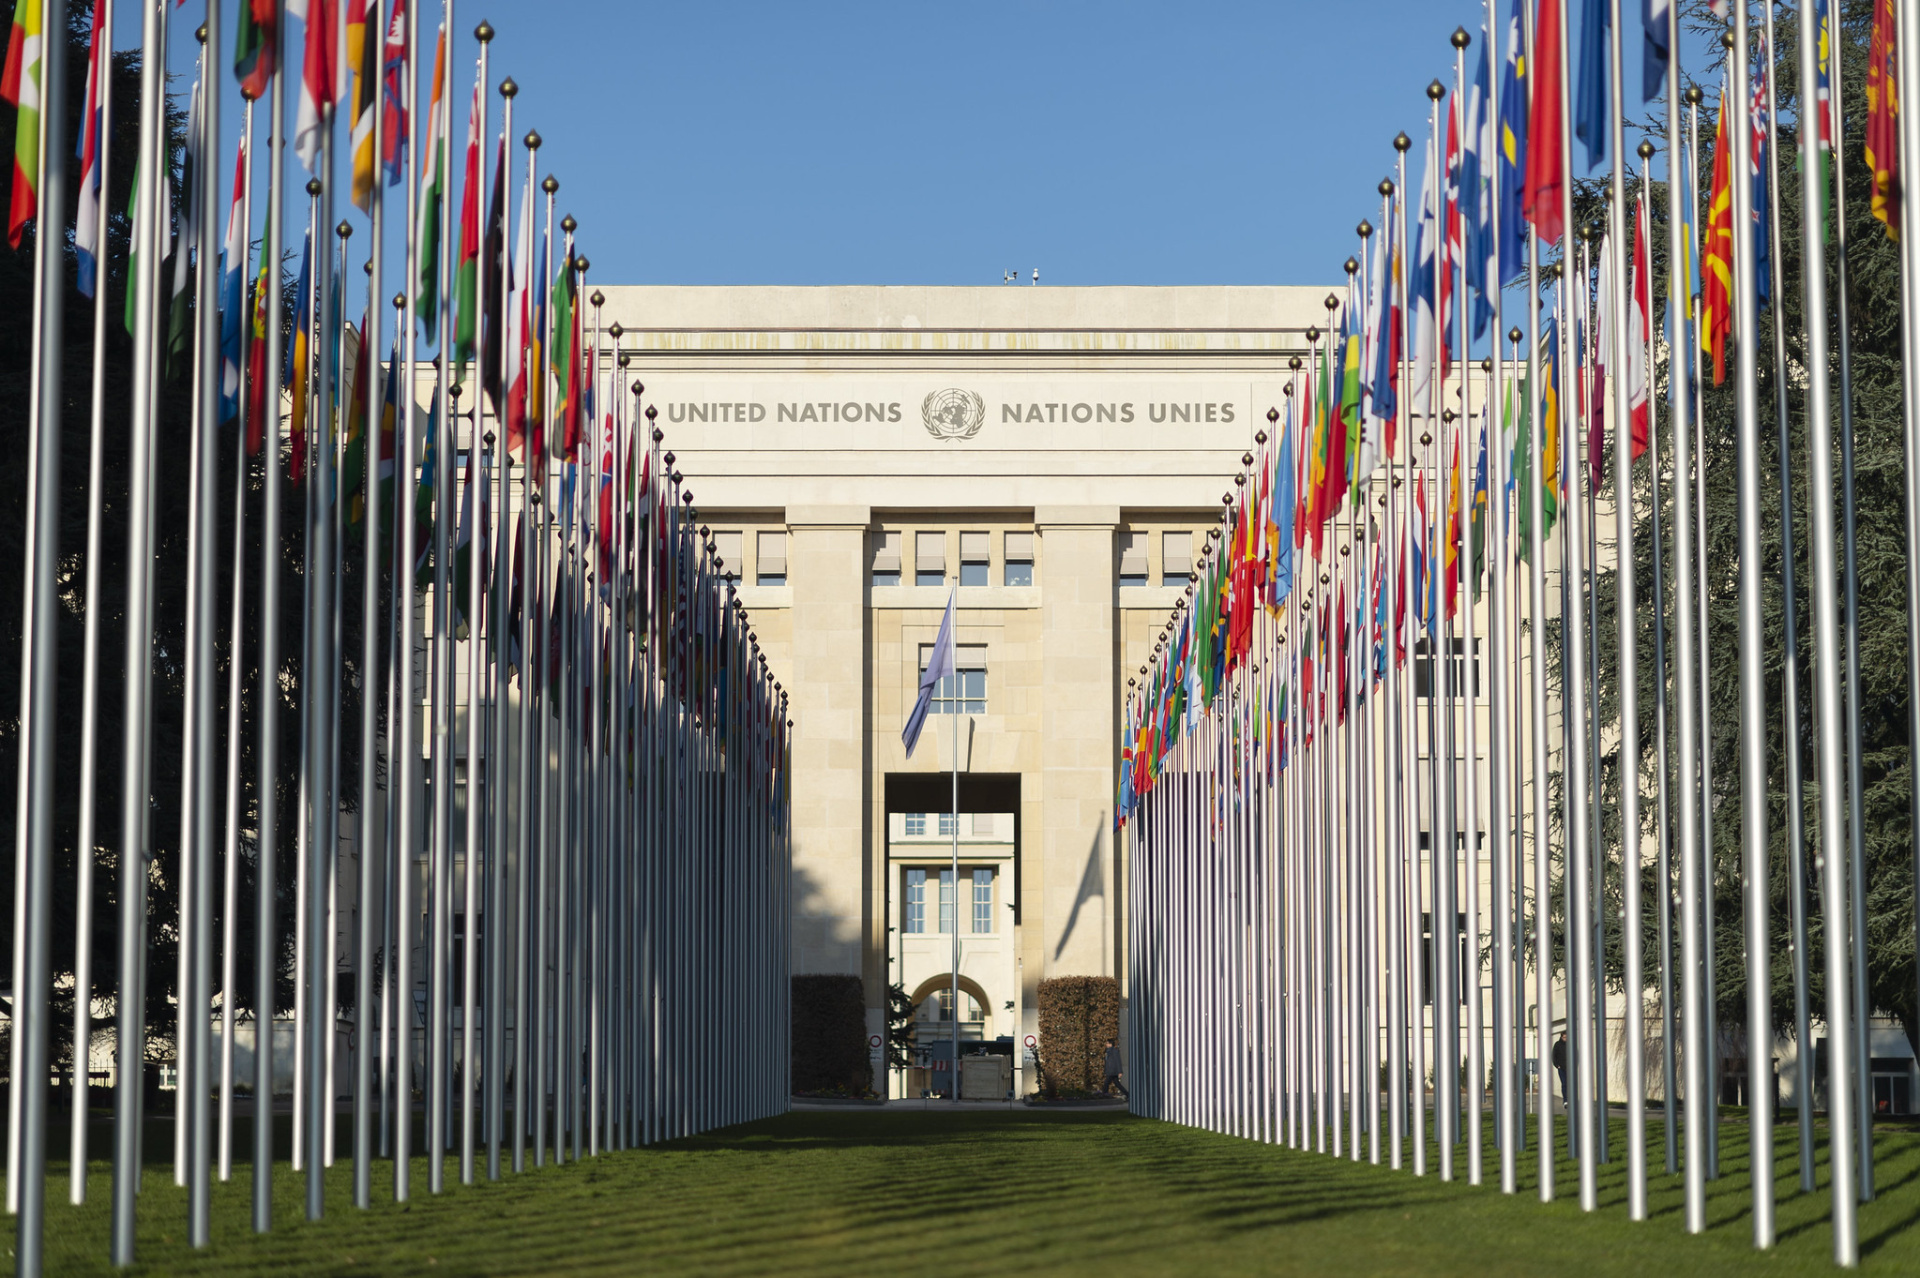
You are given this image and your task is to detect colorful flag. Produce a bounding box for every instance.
[1444,432,1461,618]
[1701,83,1733,386]
[381,0,408,187]
[551,257,580,458]
[246,210,272,453]
[1574,0,1610,172]
[1628,195,1649,459]
[1470,408,1489,593]
[1866,0,1899,240]
[347,0,377,209]
[219,142,247,424]
[1590,228,1611,493]
[1641,0,1668,103]
[506,167,535,457]
[75,0,107,295]
[1272,398,1296,607]
[1523,0,1565,244]
[287,233,313,481]
[2,0,41,248]
[1410,137,1446,413]
[236,0,277,101]
[294,0,338,172]
[1361,193,1395,477]
[1497,0,1528,284]
[1461,37,1495,339]
[1750,34,1772,305]
[413,398,439,585]
[453,69,482,371]
[481,135,506,417]
[416,26,447,327]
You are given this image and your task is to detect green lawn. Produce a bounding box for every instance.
[28,1110,1920,1275]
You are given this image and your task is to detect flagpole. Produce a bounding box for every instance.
[1893,0,1920,1182]
[488,69,517,1186]
[1788,0,1858,1257]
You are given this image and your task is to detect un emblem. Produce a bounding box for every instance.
[921,389,986,441]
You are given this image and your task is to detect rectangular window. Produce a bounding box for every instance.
[904,812,926,837]
[1413,637,1479,698]
[904,869,926,934]
[971,812,994,837]
[1003,531,1034,587]
[938,812,957,838]
[756,531,787,587]
[872,530,902,586]
[921,645,987,714]
[938,869,955,934]
[1118,530,1148,587]
[972,867,994,933]
[915,531,946,587]
[1161,531,1192,588]
[959,531,990,587]
[712,531,743,582]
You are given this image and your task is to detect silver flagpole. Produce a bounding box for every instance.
[16,0,72,1266]
[1602,0,1644,1220]
[1387,144,1410,1174]
[356,0,391,1211]
[513,134,542,1176]
[1789,0,1858,1258]
[1691,78,1720,1187]
[256,8,289,1228]
[71,0,118,1201]
[1758,0,1815,1199]
[1895,0,1920,1193]
[489,72,517,1186]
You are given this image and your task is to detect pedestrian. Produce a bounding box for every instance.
[1102,1039,1127,1099]
[1551,1030,1569,1107]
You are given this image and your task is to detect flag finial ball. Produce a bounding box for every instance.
[1241,452,1254,467]
[1451,26,1470,48]
[307,178,323,196]
[664,451,675,465]
[1357,219,1372,238]
[197,23,208,44]
[1344,257,1358,276]
[1257,430,1268,444]
[1266,408,1279,424]
[476,20,494,42]
[1420,432,1432,446]
[631,380,643,395]
[1324,292,1340,310]
[575,256,590,273]
[1638,139,1655,160]
[1427,79,1445,101]
[1443,408,1456,423]
[647,407,659,423]
[682,491,694,504]
[450,382,463,401]
[393,293,405,310]
[609,321,623,338]
[337,221,352,239]
[591,289,606,307]
[501,77,517,98]
[1685,85,1703,106]
[484,431,496,447]
[1304,326,1320,343]
[619,353,631,368]
[543,175,558,193]
[1379,177,1394,197]
[1479,358,1491,373]
[1394,131,1412,152]
[561,215,576,233]
[526,130,542,150]
[1288,357,1301,372]
[1721,29,1734,50]
[1508,326,1523,344]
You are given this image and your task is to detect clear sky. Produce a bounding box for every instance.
[134,0,1728,304]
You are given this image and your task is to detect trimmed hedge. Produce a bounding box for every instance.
[791,974,872,1096]
[1037,976,1120,1095]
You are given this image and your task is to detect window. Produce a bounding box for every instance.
[959,531,990,587]
[872,530,902,586]
[972,867,994,933]
[1003,531,1034,587]
[921,644,987,714]
[938,812,957,838]
[928,988,985,1032]
[711,531,743,581]
[1413,637,1480,698]
[915,531,946,587]
[939,869,955,933]
[904,869,927,934]
[904,812,926,837]
[1119,530,1148,587]
[1419,911,1469,1006]
[756,531,787,586]
[971,812,994,837]
[1161,531,1192,588]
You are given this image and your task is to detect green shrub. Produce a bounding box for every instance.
[791,974,872,1096]
[1036,976,1119,1096]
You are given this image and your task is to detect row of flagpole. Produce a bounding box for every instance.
[4,1,794,1273]
[1121,0,1920,1267]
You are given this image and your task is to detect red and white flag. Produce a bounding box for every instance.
[293,0,337,172]
[1627,196,1650,459]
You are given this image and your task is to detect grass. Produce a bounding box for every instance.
[23,1110,1920,1276]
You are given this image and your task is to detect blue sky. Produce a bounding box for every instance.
[132,0,1729,302]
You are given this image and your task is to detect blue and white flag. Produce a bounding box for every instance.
[902,588,956,758]
[74,0,107,298]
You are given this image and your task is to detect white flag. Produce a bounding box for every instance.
[902,589,957,758]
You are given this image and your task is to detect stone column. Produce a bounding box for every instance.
[1034,506,1119,982]
[784,506,872,982]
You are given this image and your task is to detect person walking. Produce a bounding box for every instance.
[1102,1039,1127,1099]
[1552,1030,1574,1157]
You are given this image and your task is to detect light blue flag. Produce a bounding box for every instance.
[902,588,957,758]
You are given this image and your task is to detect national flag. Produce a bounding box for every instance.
[416,26,446,327]
[1444,432,1462,618]
[1523,0,1565,244]
[236,0,277,100]
[287,233,313,480]
[1866,0,1899,240]
[381,0,408,186]
[1470,408,1490,593]
[1516,316,1561,558]
[1442,103,1461,370]
[902,589,957,759]
[1461,37,1495,340]
[1410,135,1446,413]
[166,81,201,379]
[1360,191,1395,476]
[75,0,107,294]
[1497,0,1528,284]
[1701,82,1733,386]
[413,398,439,585]
[341,317,372,523]
[1628,195,1650,459]
[551,257,582,458]
[1590,228,1610,493]
[246,211,272,452]
[451,421,488,635]
[347,0,377,209]
[1272,398,1296,607]
[453,69,481,372]
[1412,472,1434,635]
[219,142,247,424]
[481,135,506,417]
[1750,35,1772,305]
[1641,0,1669,103]
[1574,0,1610,172]
[506,167,535,456]
[294,0,338,173]
[2,0,41,248]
